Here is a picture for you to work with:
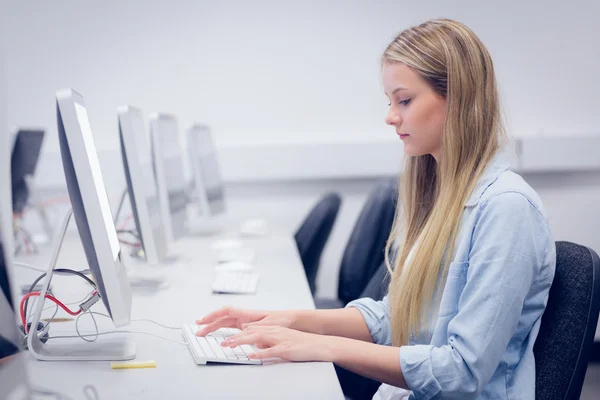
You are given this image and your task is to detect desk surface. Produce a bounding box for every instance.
[13,230,345,400]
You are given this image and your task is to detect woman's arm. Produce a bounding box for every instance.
[329,336,408,388]
[197,305,376,343]
[222,324,407,387]
[290,308,373,342]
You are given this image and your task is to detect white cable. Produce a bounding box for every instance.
[132,318,180,330]
[24,291,95,343]
[82,384,101,400]
[32,384,100,400]
[91,311,180,330]
[48,329,188,346]
[75,311,99,343]
[13,261,47,273]
[31,385,75,400]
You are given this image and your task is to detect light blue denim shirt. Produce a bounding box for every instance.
[347,152,556,400]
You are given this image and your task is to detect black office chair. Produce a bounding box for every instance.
[359,261,391,302]
[316,178,397,309]
[336,261,391,400]
[534,241,600,400]
[294,193,342,295]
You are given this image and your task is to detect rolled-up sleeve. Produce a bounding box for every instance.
[346,296,392,345]
[399,192,551,399]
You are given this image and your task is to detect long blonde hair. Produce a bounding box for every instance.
[384,19,506,346]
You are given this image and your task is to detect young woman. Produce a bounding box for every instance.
[196,18,556,399]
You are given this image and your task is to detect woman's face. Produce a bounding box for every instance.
[382,62,446,161]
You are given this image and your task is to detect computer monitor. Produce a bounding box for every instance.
[187,124,226,217]
[118,106,169,265]
[10,129,45,215]
[25,89,134,361]
[56,89,132,328]
[149,113,188,242]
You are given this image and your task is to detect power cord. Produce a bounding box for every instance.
[32,383,100,400]
[23,268,97,320]
[50,311,188,346]
[14,261,47,273]
[22,291,96,345]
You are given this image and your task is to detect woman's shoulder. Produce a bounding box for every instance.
[477,169,548,219]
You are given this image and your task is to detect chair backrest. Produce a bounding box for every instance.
[534,241,600,400]
[338,178,397,305]
[294,193,342,294]
[360,261,390,302]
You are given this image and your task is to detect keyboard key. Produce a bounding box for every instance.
[195,337,216,358]
[207,337,227,359]
[240,345,255,355]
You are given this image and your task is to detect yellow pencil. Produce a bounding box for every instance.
[110,360,157,369]
[43,317,73,322]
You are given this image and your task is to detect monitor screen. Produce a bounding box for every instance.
[151,115,188,240]
[10,129,45,214]
[158,119,187,212]
[189,125,225,216]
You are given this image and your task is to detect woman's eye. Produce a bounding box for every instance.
[399,99,411,106]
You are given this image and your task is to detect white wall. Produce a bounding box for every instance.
[5,1,600,300]
[5,0,600,152]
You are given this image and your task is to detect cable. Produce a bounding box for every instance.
[113,188,128,225]
[32,383,100,400]
[83,384,101,400]
[116,229,140,239]
[118,239,141,247]
[32,386,75,400]
[24,291,97,343]
[75,311,99,343]
[20,292,82,333]
[14,261,47,273]
[119,214,133,230]
[49,328,188,346]
[92,311,180,330]
[39,290,96,314]
[131,318,180,331]
[23,268,97,319]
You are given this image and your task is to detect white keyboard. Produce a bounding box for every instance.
[182,324,262,365]
[212,272,259,294]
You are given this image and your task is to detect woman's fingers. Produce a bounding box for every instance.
[196,317,237,336]
[247,347,282,360]
[196,307,236,325]
[222,332,274,348]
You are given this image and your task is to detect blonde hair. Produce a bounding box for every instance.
[383,19,506,346]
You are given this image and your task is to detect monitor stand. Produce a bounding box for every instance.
[185,212,227,237]
[27,209,136,361]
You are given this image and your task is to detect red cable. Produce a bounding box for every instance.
[22,230,31,254]
[118,238,141,247]
[20,292,82,334]
[119,214,133,230]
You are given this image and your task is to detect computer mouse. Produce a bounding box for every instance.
[217,247,256,264]
[215,261,254,273]
[209,239,244,250]
[239,219,268,237]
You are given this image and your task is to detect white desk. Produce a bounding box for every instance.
[13,231,345,400]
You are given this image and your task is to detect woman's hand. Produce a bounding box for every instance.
[221,325,335,362]
[196,307,296,337]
